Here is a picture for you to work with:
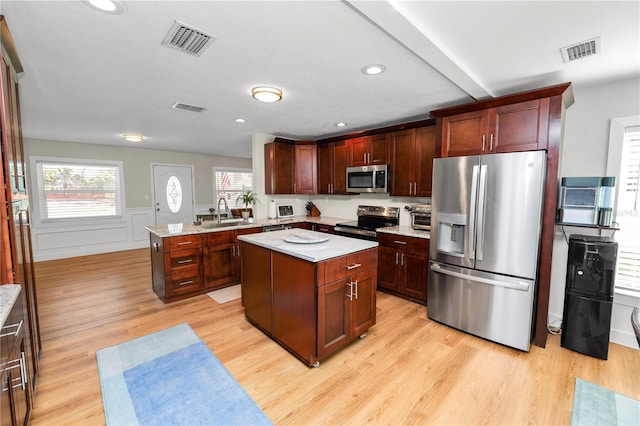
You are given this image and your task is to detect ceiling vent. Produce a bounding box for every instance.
[172,102,206,113]
[161,20,215,57]
[560,36,602,63]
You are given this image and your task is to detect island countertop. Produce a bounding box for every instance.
[0,284,21,328]
[237,228,378,262]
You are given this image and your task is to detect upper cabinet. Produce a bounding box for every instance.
[437,98,550,158]
[347,134,389,167]
[390,126,436,197]
[265,140,317,195]
[317,140,348,195]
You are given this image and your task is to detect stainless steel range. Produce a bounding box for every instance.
[334,205,400,241]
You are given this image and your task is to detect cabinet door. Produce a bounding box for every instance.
[401,250,429,302]
[441,109,488,157]
[347,136,369,167]
[8,341,29,426]
[235,228,261,282]
[203,243,236,288]
[241,243,273,334]
[294,144,317,194]
[369,133,389,165]
[493,98,550,153]
[350,269,376,338]
[317,278,351,358]
[264,142,294,194]
[1,370,11,426]
[414,126,436,197]
[317,143,333,194]
[377,246,399,291]
[333,140,348,194]
[390,129,415,196]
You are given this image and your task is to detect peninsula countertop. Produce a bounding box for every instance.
[0,284,21,328]
[237,228,378,262]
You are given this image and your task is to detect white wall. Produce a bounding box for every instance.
[548,76,640,349]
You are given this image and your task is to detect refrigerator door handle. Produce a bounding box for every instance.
[430,263,530,292]
[476,164,488,261]
[468,165,480,259]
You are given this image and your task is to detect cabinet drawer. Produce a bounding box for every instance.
[167,270,203,296]
[346,248,377,272]
[378,233,428,253]
[167,234,202,251]
[207,231,235,245]
[321,255,347,284]
[167,248,202,270]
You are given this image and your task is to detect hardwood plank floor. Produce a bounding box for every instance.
[30,248,639,425]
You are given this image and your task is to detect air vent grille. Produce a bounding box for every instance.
[560,37,602,63]
[172,103,206,113]
[161,21,215,56]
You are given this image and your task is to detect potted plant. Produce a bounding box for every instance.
[236,189,257,220]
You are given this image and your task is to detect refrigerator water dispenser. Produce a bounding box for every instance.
[436,213,467,257]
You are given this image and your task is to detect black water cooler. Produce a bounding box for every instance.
[561,235,617,359]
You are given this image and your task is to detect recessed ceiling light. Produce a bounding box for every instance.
[123,133,144,143]
[336,122,348,127]
[84,0,125,14]
[362,64,386,75]
[234,118,246,123]
[251,86,283,103]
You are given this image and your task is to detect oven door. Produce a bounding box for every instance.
[411,214,431,231]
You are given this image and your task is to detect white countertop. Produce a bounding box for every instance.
[0,284,21,328]
[377,225,431,239]
[238,229,378,262]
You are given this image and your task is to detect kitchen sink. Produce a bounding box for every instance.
[199,219,244,228]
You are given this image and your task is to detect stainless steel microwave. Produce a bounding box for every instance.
[346,164,389,193]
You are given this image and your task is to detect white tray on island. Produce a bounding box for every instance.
[283,233,329,244]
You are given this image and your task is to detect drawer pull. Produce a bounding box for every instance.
[178,280,194,286]
[0,320,23,338]
[177,259,193,264]
[346,282,353,301]
[393,240,407,245]
[346,263,361,270]
[1,355,25,391]
[177,241,193,246]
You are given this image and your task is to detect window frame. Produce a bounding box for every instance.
[606,115,640,298]
[212,166,253,210]
[30,156,127,227]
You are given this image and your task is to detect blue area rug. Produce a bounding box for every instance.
[571,378,639,426]
[96,323,272,426]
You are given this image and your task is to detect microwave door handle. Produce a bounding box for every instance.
[468,165,480,260]
[476,165,488,261]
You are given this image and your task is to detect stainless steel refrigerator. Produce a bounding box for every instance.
[428,150,546,351]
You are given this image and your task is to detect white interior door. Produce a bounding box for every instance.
[153,164,194,225]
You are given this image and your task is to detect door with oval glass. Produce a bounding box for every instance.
[152,164,195,225]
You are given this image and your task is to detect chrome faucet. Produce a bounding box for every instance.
[217,197,229,224]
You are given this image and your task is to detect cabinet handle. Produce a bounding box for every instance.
[490,134,494,151]
[0,320,23,338]
[1,356,25,391]
[346,282,353,301]
[178,241,192,246]
[346,263,361,270]
[401,253,405,266]
[178,280,194,286]
[409,183,412,194]
[177,259,193,264]
[482,135,486,152]
[364,153,367,164]
[395,251,399,265]
[328,183,331,193]
[294,183,296,193]
[19,352,26,391]
[354,280,358,300]
[394,240,407,245]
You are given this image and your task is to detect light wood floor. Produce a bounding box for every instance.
[30,248,639,425]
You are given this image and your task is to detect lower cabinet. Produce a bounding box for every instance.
[150,233,203,302]
[1,291,31,426]
[311,223,334,234]
[377,233,429,304]
[242,243,377,366]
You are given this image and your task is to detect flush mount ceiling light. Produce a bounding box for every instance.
[362,64,386,75]
[234,118,246,123]
[122,133,144,143]
[336,122,348,127]
[251,86,283,103]
[83,0,125,14]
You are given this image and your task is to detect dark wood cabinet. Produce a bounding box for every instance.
[264,141,294,194]
[390,126,436,197]
[311,223,334,234]
[440,98,550,157]
[203,228,261,291]
[348,134,388,167]
[317,140,348,194]
[377,233,429,304]
[242,242,377,366]
[151,233,203,302]
[294,143,317,194]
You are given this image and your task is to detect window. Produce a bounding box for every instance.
[33,157,124,221]
[213,168,252,209]
[614,127,640,293]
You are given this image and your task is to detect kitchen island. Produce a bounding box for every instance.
[238,229,378,367]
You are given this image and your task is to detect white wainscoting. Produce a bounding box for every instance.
[32,208,155,262]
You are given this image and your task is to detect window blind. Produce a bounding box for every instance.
[214,170,253,209]
[36,160,122,220]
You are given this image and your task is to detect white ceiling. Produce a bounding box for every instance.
[2,1,638,159]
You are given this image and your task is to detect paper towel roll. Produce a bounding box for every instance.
[268,200,277,219]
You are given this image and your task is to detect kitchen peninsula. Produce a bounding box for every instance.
[239,229,378,367]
